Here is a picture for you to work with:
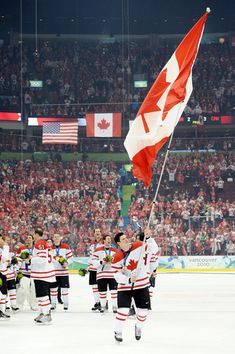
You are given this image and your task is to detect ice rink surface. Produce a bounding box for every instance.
[1,273,234,354]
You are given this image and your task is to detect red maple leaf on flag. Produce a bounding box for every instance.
[127,259,138,272]
[138,68,170,133]
[97,118,110,130]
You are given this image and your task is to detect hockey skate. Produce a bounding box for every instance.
[114,331,123,342]
[99,306,107,314]
[135,324,141,340]
[51,303,56,311]
[91,302,101,311]
[11,306,20,312]
[112,307,117,313]
[0,310,11,319]
[34,313,44,322]
[35,313,52,324]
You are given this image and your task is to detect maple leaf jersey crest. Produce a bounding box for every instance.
[127,259,138,272]
[97,118,110,130]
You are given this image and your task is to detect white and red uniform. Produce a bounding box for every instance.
[49,243,73,309]
[146,237,159,298]
[92,245,117,281]
[31,240,55,282]
[112,240,158,335]
[7,248,17,282]
[6,248,18,308]
[0,245,10,313]
[88,239,103,271]
[0,245,10,277]
[31,239,55,316]
[88,239,103,305]
[51,243,73,277]
[112,241,153,291]
[91,245,118,311]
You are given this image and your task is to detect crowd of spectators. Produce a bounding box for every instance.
[0,157,234,257]
[0,160,123,256]
[0,40,234,118]
[128,196,235,256]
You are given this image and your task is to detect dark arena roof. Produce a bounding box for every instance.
[0,0,235,35]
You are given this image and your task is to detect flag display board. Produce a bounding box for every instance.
[42,121,78,144]
[86,113,121,137]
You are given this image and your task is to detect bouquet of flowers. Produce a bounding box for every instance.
[78,269,88,277]
[11,257,19,265]
[55,256,68,266]
[20,250,31,260]
[104,255,112,262]
[17,272,24,280]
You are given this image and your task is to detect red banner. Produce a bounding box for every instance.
[0,112,21,121]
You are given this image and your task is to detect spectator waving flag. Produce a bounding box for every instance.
[124,9,210,188]
[42,121,78,144]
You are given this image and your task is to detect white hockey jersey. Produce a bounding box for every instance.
[88,239,103,271]
[111,240,158,291]
[6,248,18,281]
[91,245,118,281]
[0,245,10,276]
[50,243,73,277]
[146,237,159,274]
[30,240,56,282]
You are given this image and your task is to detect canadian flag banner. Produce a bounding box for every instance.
[86,113,122,137]
[124,10,209,188]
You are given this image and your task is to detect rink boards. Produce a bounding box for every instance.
[69,255,235,273]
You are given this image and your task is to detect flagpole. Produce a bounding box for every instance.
[126,9,210,285]
[132,104,183,291]
[147,131,174,229]
[146,102,184,232]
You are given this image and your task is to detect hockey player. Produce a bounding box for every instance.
[136,229,159,302]
[91,234,118,313]
[50,233,73,311]
[112,232,158,342]
[88,228,103,311]
[0,235,10,319]
[16,235,37,310]
[5,236,19,312]
[128,228,158,317]
[31,228,56,324]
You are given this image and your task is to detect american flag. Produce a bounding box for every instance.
[42,121,78,144]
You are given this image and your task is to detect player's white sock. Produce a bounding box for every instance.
[50,287,58,307]
[110,290,117,309]
[92,285,99,303]
[114,307,129,333]
[8,289,17,307]
[99,291,107,308]
[61,288,69,308]
[38,296,51,315]
[136,308,148,329]
[0,291,6,312]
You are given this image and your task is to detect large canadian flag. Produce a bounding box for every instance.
[86,113,122,137]
[124,10,209,188]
